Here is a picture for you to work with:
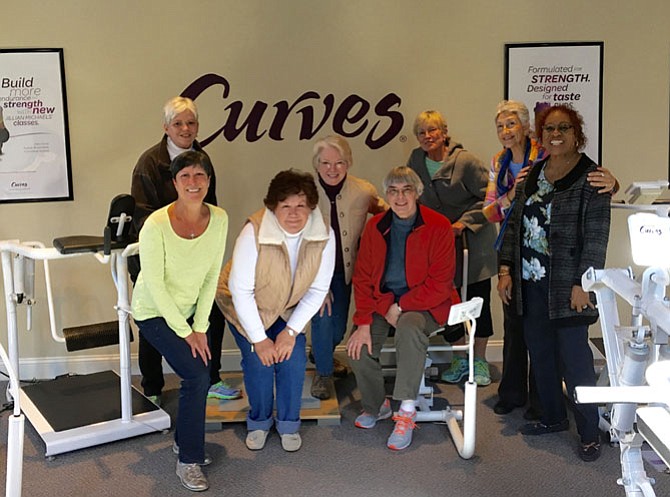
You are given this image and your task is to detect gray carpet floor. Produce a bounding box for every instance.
[1,365,668,497]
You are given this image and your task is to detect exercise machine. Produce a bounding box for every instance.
[574,183,670,496]
[1,195,170,469]
[381,234,481,459]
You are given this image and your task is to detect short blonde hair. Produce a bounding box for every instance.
[382,166,424,197]
[311,135,353,170]
[413,110,448,137]
[163,96,198,126]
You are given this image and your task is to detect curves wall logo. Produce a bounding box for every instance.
[181,74,404,150]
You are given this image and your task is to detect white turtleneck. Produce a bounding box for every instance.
[166,136,193,161]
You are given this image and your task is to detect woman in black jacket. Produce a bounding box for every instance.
[497,104,611,462]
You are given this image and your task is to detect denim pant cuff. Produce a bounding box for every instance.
[246,415,274,432]
[276,418,301,435]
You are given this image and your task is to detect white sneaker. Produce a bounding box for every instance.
[280,433,302,452]
[245,430,269,450]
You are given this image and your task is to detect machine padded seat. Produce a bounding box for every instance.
[53,235,128,254]
[53,194,135,254]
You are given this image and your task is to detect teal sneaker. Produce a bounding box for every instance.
[441,355,468,383]
[207,380,242,400]
[473,357,491,386]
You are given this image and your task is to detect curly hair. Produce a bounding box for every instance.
[535,104,587,151]
[263,169,319,211]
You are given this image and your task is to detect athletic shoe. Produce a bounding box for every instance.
[172,442,212,466]
[207,380,241,400]
[354,398,392,429]
[473,358,491,386]
[245,430,269,450]
[176,461,208,492]
[280,433,302,452]
[387,409,418,451]
[147,395,162,407]
[519,419,569,436]
[441,355,468,383]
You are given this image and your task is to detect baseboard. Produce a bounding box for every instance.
[6,341,505,381]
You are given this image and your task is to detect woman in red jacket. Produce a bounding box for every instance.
[347,166,458,451]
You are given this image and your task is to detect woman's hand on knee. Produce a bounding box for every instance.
[254,338,277,367]
[346,324,372,361]
[184,331,211,365]
[275,329,297,363]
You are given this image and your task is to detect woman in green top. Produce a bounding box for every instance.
[131,150,228,492]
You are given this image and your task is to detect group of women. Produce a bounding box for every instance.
[130,96,617,491]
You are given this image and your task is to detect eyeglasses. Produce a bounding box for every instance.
[542,123,574,134]
[319,160,348,169]
[386,186,416,197]
[417,127,442,138]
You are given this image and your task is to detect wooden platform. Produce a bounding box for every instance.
[205,370,341,428]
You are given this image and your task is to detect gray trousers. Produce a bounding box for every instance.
[350,311,440,414]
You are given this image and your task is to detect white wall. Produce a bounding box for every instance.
[1,1,668,377]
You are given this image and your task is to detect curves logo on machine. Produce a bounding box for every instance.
[639,225,665,237]
[181,73,404,150]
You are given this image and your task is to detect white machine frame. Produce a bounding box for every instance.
[379,234,479,459]
[0,239,170,492]
[574,194,670,497]
[380,297,483,459]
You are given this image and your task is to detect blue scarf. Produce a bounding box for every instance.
[496,137,532,198]
[494,138,532,252]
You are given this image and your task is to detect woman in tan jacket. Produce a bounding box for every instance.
[216,169,335,452]
[310,135,387,399]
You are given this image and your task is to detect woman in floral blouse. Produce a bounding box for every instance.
[497,104,611,463]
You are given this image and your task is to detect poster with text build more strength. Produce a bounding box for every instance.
[506,43,603,164]
[0,49,72,202]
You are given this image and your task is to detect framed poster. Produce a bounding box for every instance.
[0,48,73,203]
[504,42,603,164]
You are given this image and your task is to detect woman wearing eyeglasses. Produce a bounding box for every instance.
[497,104,611,462]
[406,110,497,387]
[309,135,387,400]
[484,100,618,421]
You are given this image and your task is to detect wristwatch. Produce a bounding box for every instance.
[286,326,299,337]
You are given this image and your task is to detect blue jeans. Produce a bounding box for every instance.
[310,272,351,376]
[522,281,599,443]
[229,319,307,435]
[135,317,210,464]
